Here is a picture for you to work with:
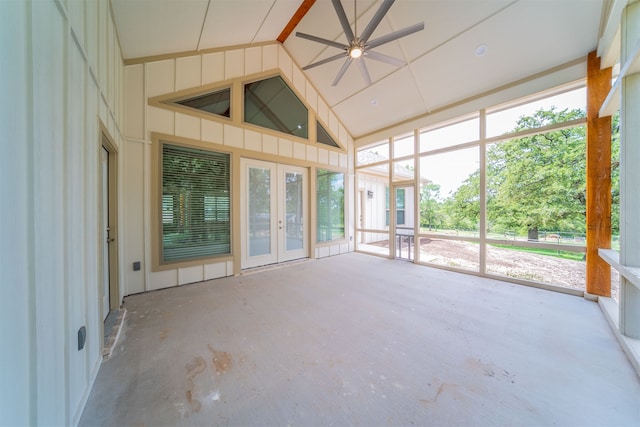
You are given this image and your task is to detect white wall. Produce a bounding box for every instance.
[123,44,355,295]
[0,0,124,425]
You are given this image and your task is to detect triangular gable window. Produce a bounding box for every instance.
[244,75,308,139]
[317,121,340,148]
[174,87,231,118]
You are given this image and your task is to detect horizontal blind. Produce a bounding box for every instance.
[161,143,231,262]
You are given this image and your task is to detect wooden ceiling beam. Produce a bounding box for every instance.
[277,0,317,44]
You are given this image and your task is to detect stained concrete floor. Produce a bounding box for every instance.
[80,253,640,426]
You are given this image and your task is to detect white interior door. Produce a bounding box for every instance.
[241,159,308,269]
[101,147,110,320]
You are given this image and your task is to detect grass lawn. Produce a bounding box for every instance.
[490,243,585,262]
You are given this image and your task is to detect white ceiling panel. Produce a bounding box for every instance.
[200,1,281,48]
[112,0,605,137]
[253,0,305,41]
[382,1,514,61]
[112,0,209,59]
[332,67,427,136]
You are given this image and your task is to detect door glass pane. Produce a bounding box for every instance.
[395,186,414,260]
[249,167,271,256]
[285,172,304,251]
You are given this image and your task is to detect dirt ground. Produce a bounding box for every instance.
[400,238,619,301]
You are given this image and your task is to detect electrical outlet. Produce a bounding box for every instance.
[78,326,86,351]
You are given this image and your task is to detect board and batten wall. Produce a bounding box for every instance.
[0,0,125,425]
[122,43,356,296]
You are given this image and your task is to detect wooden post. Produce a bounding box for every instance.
[585,51,612,297]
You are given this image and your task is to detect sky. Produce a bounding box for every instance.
[420,87,587,197]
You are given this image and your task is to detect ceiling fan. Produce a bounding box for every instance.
[296,0,424,86]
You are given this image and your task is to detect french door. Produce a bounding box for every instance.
[241,159,308,269]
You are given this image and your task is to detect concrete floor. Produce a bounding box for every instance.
[80,252,640,426]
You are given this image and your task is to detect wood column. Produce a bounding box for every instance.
[585,51,612,297]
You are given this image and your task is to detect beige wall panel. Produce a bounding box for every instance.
[329,112,339,137]
[107,13,114,108]
[31,3,66,423]
[201,119,224,144]
[176,55,202,91]
[306,84,318,112]
[125,65,144,139]
[67,37,88,422]
[175,112,201,140]
[178,266,204,286]
[224,124,243,148]
[244,129,262,152]
[293,141,306,160]
[85,0,98,73]
[339,153,348,169]
[225,49,245,80]
[329,151,339,167]
[278,138,293,158]
[278,45,293,82]
[226,261,234,275]
[318,147,329,164]
[317,246,330,258]
[263,133,278,155]
[84,78,100,376]
[245,46,262,75]
[146,59,175,98]
[202,52,225,85]
[340,242,350,254]
[330,244,341,256]
[147,106,174,136]
[99,96,108,128]
[262,44,278,71]
[124,140,145,296]
[98,0,108,90]
[204,262,227,280]
[306,145,318,163]
[107,114,115,142]
[68,0,85,51]
[148,269,178,291]
[339,124,348,146]
[317,98,329,126]
[292,66,306,99]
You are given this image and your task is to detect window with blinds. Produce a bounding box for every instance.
[161,143,231,263]
[316,169,345,242]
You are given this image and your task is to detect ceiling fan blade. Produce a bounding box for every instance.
[359,0,395,42]
[365,50,405,67]
[302,52,347,70]
[331,0,355,43]
[357,58,372,86]
[332,57,353,86]
[366,22,424,50]
[295,32,349,50]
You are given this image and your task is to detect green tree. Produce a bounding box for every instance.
[611,112,620,235]
[486,107,587,240]
[420,182,443,230]
[443,170,480,231]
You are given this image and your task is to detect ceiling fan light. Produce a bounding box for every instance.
[350,47,363,59]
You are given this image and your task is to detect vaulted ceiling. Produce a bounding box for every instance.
[112,0,604,138]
